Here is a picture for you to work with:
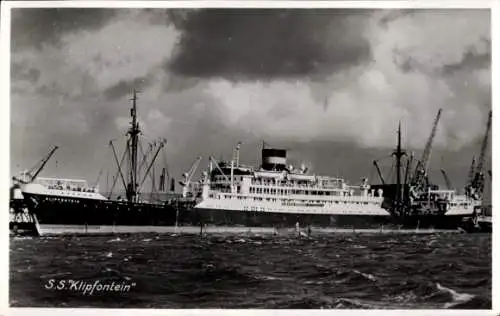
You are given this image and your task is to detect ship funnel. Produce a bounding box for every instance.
[261,148,287,171]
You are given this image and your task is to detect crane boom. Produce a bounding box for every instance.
[14,146,59,184]
[187,157,202,184]
[179,156,202,198]
[468,110,492,199]
[474,110,492,178]
[30,146,58,181]
[209,156,230,182]
[466,156,476,186]
[410,108,442,190]
[179,156,202,187]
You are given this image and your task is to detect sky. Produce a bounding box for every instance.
[10,8,492,194]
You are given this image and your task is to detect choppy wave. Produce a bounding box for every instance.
[9,233,491,309]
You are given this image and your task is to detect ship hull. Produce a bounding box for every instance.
[16,192,471,233]
[21,193,194,227]
[458,216,492,233]
[193,208,469,230]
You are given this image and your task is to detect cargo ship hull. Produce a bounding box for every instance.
[13,193,471,233]
[193,208,469,230]
[21,193,195,227]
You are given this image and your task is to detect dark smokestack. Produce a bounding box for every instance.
[261,148,287,171]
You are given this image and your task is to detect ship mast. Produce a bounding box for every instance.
[127,89,140,203]
[392,121,406,216]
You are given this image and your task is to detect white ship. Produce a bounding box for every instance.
[187,144,395,229]
[189,133,484,229]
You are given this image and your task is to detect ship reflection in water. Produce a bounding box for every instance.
[10,233,491,309]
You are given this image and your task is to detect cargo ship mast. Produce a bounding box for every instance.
[392,122,406,216]
[127,90,140,202]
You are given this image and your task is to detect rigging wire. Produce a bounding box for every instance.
[162,143,170,191]
[108,140,129,199]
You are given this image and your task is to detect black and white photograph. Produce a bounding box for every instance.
[4,0,494,312]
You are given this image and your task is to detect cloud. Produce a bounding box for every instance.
[201,9,491,150]
[11,8,117,51]
[9,8,491,188]
[168,9,373,80]
[61,16,180,93]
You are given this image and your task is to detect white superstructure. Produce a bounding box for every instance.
[411,188,480,216]
[22,177,108,201]
[196,170,388,216]
[193,146,389,217]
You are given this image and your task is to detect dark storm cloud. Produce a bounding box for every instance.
[168,9,373,80]
[11,8,117,51]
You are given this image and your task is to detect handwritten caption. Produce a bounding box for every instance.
[44,279,137,295]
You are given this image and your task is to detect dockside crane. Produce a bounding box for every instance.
[409,108,442,197]
[467,110,492,199]
[179,156,202,198]
[13,146,59,184]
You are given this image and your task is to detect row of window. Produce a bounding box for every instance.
[212,175,345,188]
[249,186,350,196]
[216,195,378,206]
[240,206,382,214]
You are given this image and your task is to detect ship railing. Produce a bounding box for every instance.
[249,183,347,190]
[36,177,89,185]
[35,178,99,192]
[45,185,98,193]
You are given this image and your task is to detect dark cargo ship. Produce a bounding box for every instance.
[11,91,197,235]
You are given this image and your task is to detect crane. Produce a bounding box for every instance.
[409,108,442,196]
[468,110,492,199]
[13,146,59,184]
[466,156,476,187]
[440,169,452,190]
[179,156,202,198]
